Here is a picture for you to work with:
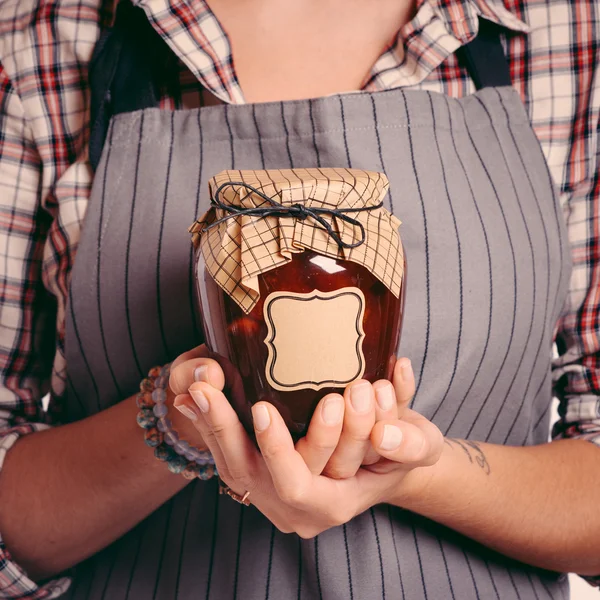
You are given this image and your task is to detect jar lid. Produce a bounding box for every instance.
[190,168,404,314]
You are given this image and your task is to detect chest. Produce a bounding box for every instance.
[66,86,570,451]
[205,0,416,101]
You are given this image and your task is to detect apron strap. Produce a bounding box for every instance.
[88,8,511,171]
[89,1,168,170]
[456,18,512,90]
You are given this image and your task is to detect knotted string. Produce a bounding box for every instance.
[199,181,383,250]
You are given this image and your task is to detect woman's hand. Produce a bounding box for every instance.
[173,373,443,538]
[168,343,391,468]
[364,358,445,477]
[167,344,228,449]
[168,344,443,480]
[179,382,400,537]
[348,358,416,470]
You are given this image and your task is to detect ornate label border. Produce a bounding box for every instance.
[263,287,366,391]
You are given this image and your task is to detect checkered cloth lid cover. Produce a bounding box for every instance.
[189,168,404,314]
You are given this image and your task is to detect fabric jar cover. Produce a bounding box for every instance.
[190,168,404,313]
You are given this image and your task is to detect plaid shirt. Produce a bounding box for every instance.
[0,0,599,596]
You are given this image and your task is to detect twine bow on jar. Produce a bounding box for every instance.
[192,181,384,250]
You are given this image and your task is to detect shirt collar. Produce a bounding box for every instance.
[134,0,529,103]
[133,0,245,103]
[421,0,529,42]
[363,0,528,91]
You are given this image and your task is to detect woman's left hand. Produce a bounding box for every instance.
[363,358,445,476]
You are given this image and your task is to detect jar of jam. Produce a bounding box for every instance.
[190,168,405,439]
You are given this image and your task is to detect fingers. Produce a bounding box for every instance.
[173,393,229,479]
[362,358,415,467]
[392,358,415,417]
[323,380,376,479]
[252,401,378,533]
[370,410,444,467]
[252,402,314,504]
[187,382,261,490]
[401,408,445,464]
[362,379,399,465]
[373,379,398,420]
[170,354,226,395]
[295,394,345,474]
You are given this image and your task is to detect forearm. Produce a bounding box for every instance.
[0,394,194,580]
[394,437,600,575]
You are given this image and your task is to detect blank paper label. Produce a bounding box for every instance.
[263,287,366,391]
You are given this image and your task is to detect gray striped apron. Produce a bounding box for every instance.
[63,7,572,599]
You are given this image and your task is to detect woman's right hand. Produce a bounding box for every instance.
[167,345,227,450]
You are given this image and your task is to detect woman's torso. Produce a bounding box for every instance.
[1,0,596,597]
[63,18,570,597]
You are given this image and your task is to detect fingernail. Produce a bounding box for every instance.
[322,396,343,425]
[252,404,271,432]
[194,365,210,383]
[350,381,372,413]
[380,424,403,451]
[399,359,413,382]
[189,389,209,413]
[174,402,199,421]
[375,384,394,411]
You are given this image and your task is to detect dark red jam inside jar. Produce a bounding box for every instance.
[195,249,405,439]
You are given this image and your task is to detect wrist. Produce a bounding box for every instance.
[384,464,434,508]
[386,442,451,510]
[136,365,215,480]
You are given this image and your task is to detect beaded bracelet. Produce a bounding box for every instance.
[136,364,217,481]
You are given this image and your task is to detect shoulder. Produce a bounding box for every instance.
[0,0,109,161]
[519,0,600,40]
[0,0,108,95]
[0,0,109,32]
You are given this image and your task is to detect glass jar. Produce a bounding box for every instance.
[195,248,405,438]
[191,168,405,439]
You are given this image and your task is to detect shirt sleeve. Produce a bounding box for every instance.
[0,63,70,599]
[551,122,600,587]
[552,130,600,447]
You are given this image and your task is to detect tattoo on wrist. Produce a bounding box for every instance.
[444,438,491,475]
